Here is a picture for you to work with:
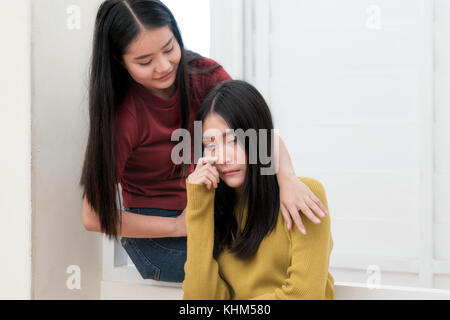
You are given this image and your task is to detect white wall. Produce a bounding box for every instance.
[163,0,211,57]
[210,0,244,80]
[434,0,450,289]
[269,0,430,287]
[31,0,103,299]
[0,0,32,299]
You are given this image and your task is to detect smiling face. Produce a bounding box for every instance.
[121,26,181,99]
[202,113,247,188]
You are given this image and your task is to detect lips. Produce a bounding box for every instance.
[222,169,240,176]
[155,69,173,80]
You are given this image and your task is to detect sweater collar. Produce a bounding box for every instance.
[132,81,179,108]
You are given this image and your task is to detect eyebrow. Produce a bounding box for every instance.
[133,37,174,60]
[202,131,235,141]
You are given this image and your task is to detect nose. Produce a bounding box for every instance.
[216,143,234,165]
[155,55,171,75]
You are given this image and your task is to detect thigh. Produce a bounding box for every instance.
[121,236,187,283]
[121,207,187,282]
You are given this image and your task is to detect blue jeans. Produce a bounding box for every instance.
[120,207,187,283]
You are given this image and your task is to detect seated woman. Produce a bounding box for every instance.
[182,80,334,300]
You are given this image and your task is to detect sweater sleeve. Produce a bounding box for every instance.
[182,180,232,300]
[209,63,232,86]
[250,177,334,300]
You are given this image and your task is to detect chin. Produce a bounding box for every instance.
[222,175,245,188]
[151,79,175,90]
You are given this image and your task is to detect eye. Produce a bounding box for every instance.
[165,46,174,54]
[227,136,237,144]
[139,60,152,66]
[205,143,216,150]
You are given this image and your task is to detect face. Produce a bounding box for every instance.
[122,26,181,98]
[202,113,247,188]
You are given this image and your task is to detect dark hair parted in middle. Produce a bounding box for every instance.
[80,0,218,239]
[196,80,280,260]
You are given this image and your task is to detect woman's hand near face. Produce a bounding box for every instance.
[187,156,220,190]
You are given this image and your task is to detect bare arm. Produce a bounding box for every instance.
[82,195,186,238]
[274,133,328,234]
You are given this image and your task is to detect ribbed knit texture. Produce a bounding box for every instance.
[182,177,335,300]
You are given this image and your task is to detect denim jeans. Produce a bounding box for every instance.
[120,207,187,283]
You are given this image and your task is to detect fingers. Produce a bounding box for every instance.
[310,193,328,217]
[203,174,214,190]
[280,204,293,231]
[195,173,213,190]
[305,196,327,219]
[204,164,220,188]
[287,204,306,235]
[299,202,322,225]
[285,199,326,235]
[199,160,220,189]
[190,157,220,189]
[197,156,218,167]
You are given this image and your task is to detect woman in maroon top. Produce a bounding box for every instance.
[80,0,328,282]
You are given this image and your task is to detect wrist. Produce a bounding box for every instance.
[170,217,182,237]
[277,167,296,184]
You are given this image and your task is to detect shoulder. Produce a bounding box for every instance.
[116,86,138,121]
[190,56,232,91]
[297,177,328,207]
[190,56,221,70]
[280,176,331,239]
[115,89,139,138]
[189,57,232,102]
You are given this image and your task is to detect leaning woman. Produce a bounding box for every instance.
[80,0,328,283]
[183,80,334,299]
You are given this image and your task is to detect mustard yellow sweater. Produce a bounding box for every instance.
[182,177,334,300]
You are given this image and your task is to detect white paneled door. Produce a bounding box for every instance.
[244,0,449,289]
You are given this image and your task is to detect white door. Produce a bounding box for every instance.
[246,0,449,289]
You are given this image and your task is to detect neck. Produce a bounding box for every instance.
[146,84,176,100]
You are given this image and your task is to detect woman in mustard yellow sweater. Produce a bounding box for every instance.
[182,80,334,300]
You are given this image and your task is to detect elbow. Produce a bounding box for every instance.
[82,210,98,232]
[82,197,101,232]
[82,215,97,232]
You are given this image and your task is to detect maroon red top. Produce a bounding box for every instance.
[115,57,231,210]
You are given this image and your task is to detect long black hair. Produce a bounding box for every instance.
[196,80,280,260]
[79,0,208,239]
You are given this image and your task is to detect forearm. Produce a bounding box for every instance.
[82,196,180,238]
[182,181,230,300]
[275,133,296,178]
[183,213,228,299]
